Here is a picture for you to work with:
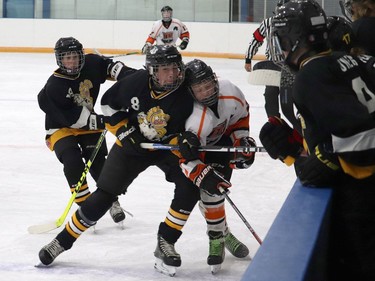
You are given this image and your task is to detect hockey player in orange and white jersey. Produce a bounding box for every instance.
[141,6,190,54]
[170,59,257,273]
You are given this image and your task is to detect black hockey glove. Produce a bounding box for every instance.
[259,116,303,166]
[298,144,342,187]
[179,38,189,50]
[192,164,231,196]
[230,137,256,169]
[84,113,105,130]
[178,131,201,162]
[107,61,125,80]
[116,124,148,154]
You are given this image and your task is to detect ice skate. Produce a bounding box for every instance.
[207,231,225,274]
[154,234,181,277]
[38,238,65,266]
[109,200,125,226]
[224,231,249,258]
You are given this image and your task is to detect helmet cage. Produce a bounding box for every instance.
[190,75,219,107]
[149,62,185,91]
[185,59,219,106]
[269,0,328,68]
[146,45,184,91]
[339,0,354,22]
[54,37,85,75]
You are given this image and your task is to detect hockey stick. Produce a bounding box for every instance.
[219,187,263,245]
[248,69,281,87]
[93,48,140,58]
[140,143,267,153]
[27,129,108,234]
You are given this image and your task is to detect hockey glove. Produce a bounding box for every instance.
[178,131,201,162]
[84,113,105,130]
[230,137,256,169]
[259,116,303,166]
[116,124,148,154]
[107,61,125,80]
[142,42,152,54]
[179,38,189,50]
[298,144,342,187]
[191,164,231,195]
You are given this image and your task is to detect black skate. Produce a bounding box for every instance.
[207,231,225,274]
[154,234,181,277]
[109,200,126,225]
[38,238,65,266]
[224,232,249,258]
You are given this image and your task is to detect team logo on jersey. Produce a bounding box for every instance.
[162,32,174,44]
[137,106,170,141]
[66,79,94,110]
[207,120,227,143]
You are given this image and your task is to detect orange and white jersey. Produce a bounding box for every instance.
[146,19,190,46]
[185,79,250,146]
[181,79,250,177]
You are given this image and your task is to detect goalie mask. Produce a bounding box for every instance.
[54,37,85,75]
[161,6,173,22]
[269,0,328,69]
[185,59,219,107]
[145,45,184,92]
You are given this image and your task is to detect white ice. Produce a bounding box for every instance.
[0,53,296,281]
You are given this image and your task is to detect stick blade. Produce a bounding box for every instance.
[248,69,281,87]
[27,221,58,234]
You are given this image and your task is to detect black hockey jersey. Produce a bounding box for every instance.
[38,54,135,150]
[293,52,375,179]
[101,69,194,143]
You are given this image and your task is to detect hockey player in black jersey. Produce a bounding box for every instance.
[259,1,375,280]
[37,37,135,224]
[37,46,233,275]
[340,0,375,55]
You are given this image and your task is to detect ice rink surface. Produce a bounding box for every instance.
[0,53,296,281]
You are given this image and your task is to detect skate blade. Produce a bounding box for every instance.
[117,221,125,229]
[211,264,222,274]
[34,261,50,268]
[154,258,177,277]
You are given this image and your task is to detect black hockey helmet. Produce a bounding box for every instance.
[161,6,173,22]
[54,37,85,75]
[185,59,219,107]
[269,0,328,68]
[145,45,184,91]
[275,0,291,13]
[327,16,354,52]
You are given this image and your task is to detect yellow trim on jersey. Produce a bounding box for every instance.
[106,119,128,136]
[338,157,375,179]
[46,128,104,151]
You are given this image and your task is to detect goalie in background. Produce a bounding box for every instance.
[245,0,300,131]
[37,37,135,225]
[141,5,190,54]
